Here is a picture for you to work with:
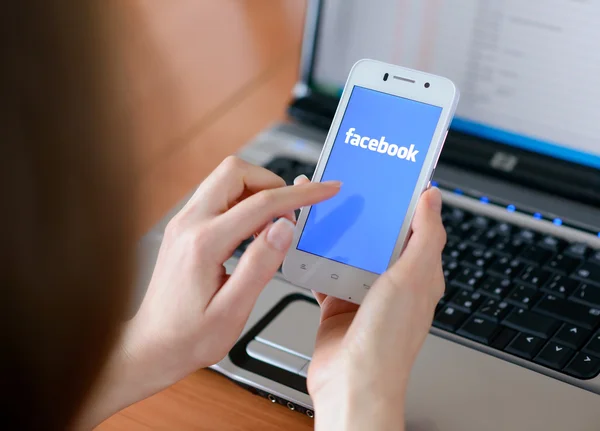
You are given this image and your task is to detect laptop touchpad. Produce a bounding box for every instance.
[246,298,320,376]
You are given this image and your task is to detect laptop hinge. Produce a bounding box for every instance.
[287,93,337,131]
[441,131,600,207]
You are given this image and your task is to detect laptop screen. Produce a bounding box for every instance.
[310,0,600,169]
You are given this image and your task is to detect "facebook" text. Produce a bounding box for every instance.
[344,127,419,162]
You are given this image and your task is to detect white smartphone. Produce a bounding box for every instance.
[282,59,460,304]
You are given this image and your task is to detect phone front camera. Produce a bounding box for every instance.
[383,73,389,81]
[424,82,430,88]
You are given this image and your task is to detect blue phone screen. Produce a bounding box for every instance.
[297,86,443,274]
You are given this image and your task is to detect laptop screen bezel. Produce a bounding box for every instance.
[292,0,599,206]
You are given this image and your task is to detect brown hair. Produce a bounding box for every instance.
[1,2,134,429]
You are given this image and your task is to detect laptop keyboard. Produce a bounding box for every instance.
[235,157,600,381]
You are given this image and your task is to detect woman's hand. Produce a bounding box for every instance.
[301,177,446,431]
[76,157,340,428]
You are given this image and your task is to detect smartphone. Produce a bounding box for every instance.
[282,59,459,304]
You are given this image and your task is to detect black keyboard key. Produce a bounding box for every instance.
[461,247,496,270]
[433,306,469,332]
[446,248,463,261]
[552,324,591,350]
[446,241,469,256]
[445,236,459,248]
[516,265,553,289]
[573,262,600,286]
[449,289,485,313]
[489,256,525,279]
[476,298,512,323]
[485,229,502,243]
[537,235,566,252]
[457,316,500,344]
[466,229,498,247]
[541,274,579,298]
[564,353,600,379]
[505,284,541,309]
[443,239,469,259]
[583,331,600,356]
[456,221,475,236]
[589,250,600,266]
[505,333,545,360]
[443,260,459,280]
[565,243,590,259]
[492,238,526,256]
[471,215,491,229]
[439,286,458,306]
[534,295,600,329]
[570,283,600,308]
[443,244,462,260]
[450,267,485,290]
[517,229,538,243]
[443,207,468,225]
[494,222,513,236]
[502,308,560,338]
[445,224,458,239]
[544,254,581,274]
[491,327,518,350]
[442,255,457,268]
[519,245,552,265]
[478,276,512,299]
[534,342,574,370]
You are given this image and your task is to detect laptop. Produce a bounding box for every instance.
[136,0,600,429]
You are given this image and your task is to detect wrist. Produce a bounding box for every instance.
[311,374,406,431]
[71,317,178,429]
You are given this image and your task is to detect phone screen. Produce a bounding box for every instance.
[297,85,443,274]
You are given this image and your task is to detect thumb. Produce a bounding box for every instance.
[403,186,446,261]
[207,217,295,323]
[375,187,446,301]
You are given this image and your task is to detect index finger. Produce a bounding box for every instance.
[185,156,287,219]
[210,181,341,262]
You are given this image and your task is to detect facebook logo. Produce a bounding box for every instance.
[297,86,442,274]
[344,127,419,161]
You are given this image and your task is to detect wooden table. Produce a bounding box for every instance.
[99,1,313,429]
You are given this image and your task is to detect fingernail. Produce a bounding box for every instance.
[321,180,342,188]
[428,187,443,212]
[293,174,309,185]
[266,218,295,252]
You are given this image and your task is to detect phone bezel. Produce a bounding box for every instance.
[282,59,459,303]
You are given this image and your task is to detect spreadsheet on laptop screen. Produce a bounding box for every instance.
[312,0,600,168]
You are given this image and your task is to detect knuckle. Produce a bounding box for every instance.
[164,215,184,239]
[239,246,275,284]
[379,267,406,292]
[274,174,287,188]
[255,189,277,208]
[385,259,444,302]
[185,225,214,259]
[220,155,245,173]
[162,220,213,261]
[164,204,196,238]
